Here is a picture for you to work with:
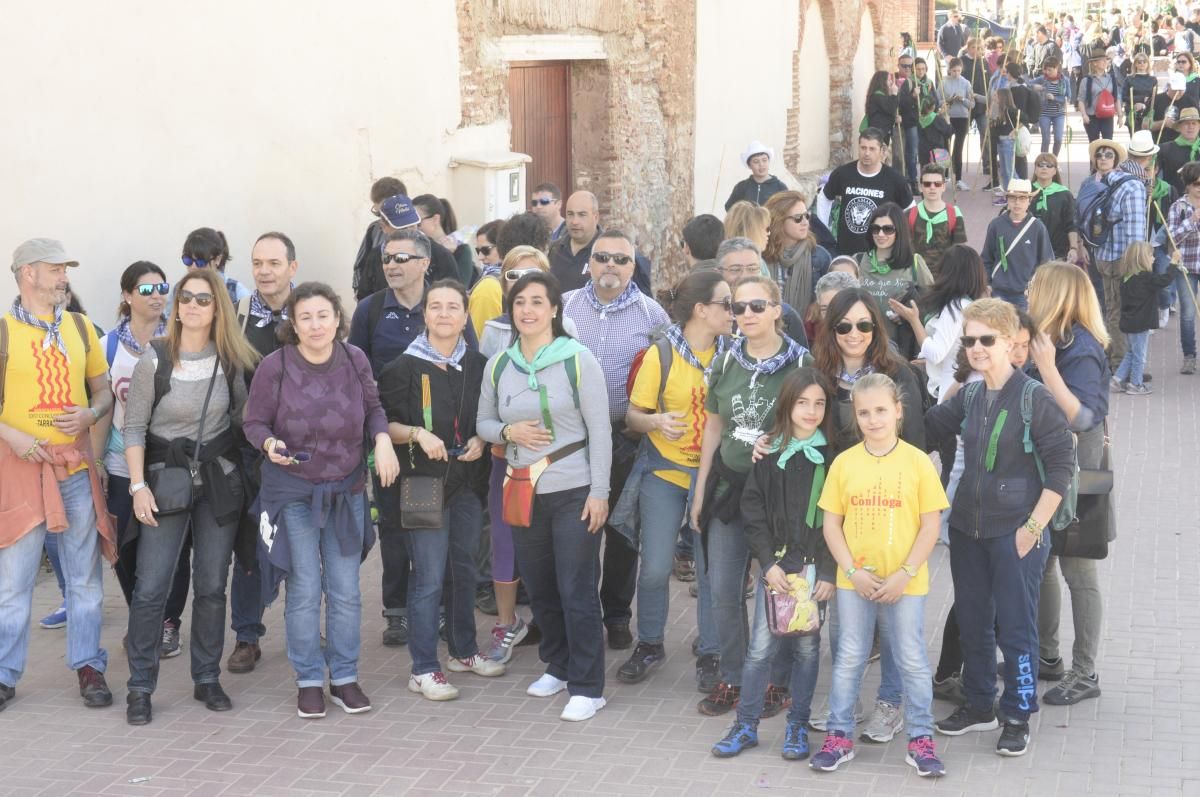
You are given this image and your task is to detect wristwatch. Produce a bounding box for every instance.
[844,565,858,579]
[501,424,513,443]
[129,481,148,495]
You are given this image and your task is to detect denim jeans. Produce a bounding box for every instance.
[827,589,934,738]
[1153,246,1173,311]
[375,471,410,616]
[403,490,483,675]
[1114,330,1150,385]
[706,515,750,685]
[42,531,66,597]
[1176,270,1199,357]
[692,526,720,657]
[229,554,266,644]
[635,473,689,644]
[0,471,106,686]
[827,594,904,706]
[992,290,1029,312]
[283,493,366,687]
[736,582,821,726]
[513,486,605,697]
[126,476,242,694]
[997,136,1015,191]
[1039,114,1065,154]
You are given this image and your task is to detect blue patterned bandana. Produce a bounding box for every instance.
[115,316,168,355]
[249,290,289,328]
[663,324,727,382]
[481,264,503,280]
[727,334,806,387]
[582,280,640,315]
[405,331,467,370]
[10,298,68,358]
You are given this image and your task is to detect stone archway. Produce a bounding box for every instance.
[849,7,877,152]
[791,2,831,173]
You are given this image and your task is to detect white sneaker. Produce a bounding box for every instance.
[808,697,865,731]
[526,672,568,697]
[957,180,969,191]
[447,654,506,677]
[407,671,459,701]
[1160,307,1171,329]
[560,695,606,721]
[860,699,904,743]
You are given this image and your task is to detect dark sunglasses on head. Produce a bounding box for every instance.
[787,212,811,223]
[475,245,495,257]
[961,334,1000,348]
[181,255,209,268]
[731,299,778,315]
[592,252,633,265]
[177,289,214,307]
[869,223,897,235]
[136,282,170,297]
[383,252,424,265]
[504,267,539,282]
[835,320,875,335]
[530,197,555,206]
[920,180,944,187]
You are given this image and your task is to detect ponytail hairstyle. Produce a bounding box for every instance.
[413,194,459,235]
[666,269,726,324]
[117,260,168,319]
[182,227,232,271]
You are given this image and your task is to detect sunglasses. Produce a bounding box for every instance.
[177,289,214,307]
[961,334,1001,348]
[869,224,897,235]
[786,212,811,223]
[135,282,170,297]
[731,299,778,315]
[530,197,555,206]
[899,63,913,69]
[1095,149,1116,159]
[920,180,944,188]
[591,252,633,265]
[383,252,425,265]
[475,245,495,257]
[504,267,539,282]
[1035,161,1055,168]
[274,446,312,464]
[834,320,875,335]
[181,256,210,268]
[706,297,733,311]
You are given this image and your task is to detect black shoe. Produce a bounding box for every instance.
[517,621,541,647]
[77,665,113,708]
[1038,655,1065,681]
[475,585,498,616]
[382,614,408,647]
[193,682,233,712]
[935,704,998,736]
[617,642,666,684]
[696,653,721,693]
[996,719,1030,756]
[1143,371,1153,383]
[126,692,152,725]
[691,637,700,657]
[605,620,633,650]
[0,683,14,712]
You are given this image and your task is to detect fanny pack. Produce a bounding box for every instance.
[502,440,586,527]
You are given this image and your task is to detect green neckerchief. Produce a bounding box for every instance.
[916,202,949,243]
[1035,181,1069,214]
[1189,73,1199,83]
[1174,134,1200,162]
[915,76,933,100]
[985,410,1008,471]
[504,336,587,392]
[767,429,828,535]
[998,235,1009,272]
[918,110,938,128]
[1152,178,1171,202]
[867,250,891,274]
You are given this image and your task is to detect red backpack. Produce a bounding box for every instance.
[907,204,958,237]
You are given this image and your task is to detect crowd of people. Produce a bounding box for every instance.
[1,8,1196,783]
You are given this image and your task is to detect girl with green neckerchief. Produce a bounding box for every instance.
[1029,153,1082,261]
[854,203,934,359]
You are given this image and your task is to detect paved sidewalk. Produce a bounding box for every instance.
[4,120,1198,796]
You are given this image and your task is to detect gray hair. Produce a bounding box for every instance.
[386,228,431,259]
[716,236,760,262]
[815,270,860,296]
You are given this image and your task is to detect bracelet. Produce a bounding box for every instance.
[1023,517,1043,536]
[21,439,40,460]
[263,437,276,454]
[899,563,919,578]
[409,426,419,444]
[845,565,858,579]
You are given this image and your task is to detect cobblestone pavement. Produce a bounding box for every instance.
[4,122,1198,796]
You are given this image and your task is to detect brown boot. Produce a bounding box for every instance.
[297,687,325,719]
[226,641,261,674]
[77,665,113,708]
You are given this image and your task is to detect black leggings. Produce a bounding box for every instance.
[950,117,969,181]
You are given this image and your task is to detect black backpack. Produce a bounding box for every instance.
[1076,173,1135,249]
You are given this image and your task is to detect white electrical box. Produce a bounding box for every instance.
[449,152,532,226]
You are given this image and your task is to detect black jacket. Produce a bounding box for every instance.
[1031,186,1078,259]
[925,370,1074,539]
[741,444,835,584]
[725,175,788,210]
[1120,270,1177,333]
[867,93,900,140]
[959,54,989,100]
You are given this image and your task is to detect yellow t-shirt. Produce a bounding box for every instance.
[818,440,949,596]
[468,276,503,340]
[629,341,714,490]
[0,312,107,448]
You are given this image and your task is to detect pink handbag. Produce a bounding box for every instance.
[764,566,820,638]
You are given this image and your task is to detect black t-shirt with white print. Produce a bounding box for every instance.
[823,162,914,255]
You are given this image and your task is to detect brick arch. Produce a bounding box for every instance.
[784,0,834,176]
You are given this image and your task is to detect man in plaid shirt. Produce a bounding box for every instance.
[1165,160,1200,375]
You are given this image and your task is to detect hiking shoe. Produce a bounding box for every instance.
[605,620,633,650]
[526,672,568,697]
[936,704,999,735]
[808,697,863,732]
[810,731,855,772]
[992,194,1008,206]
[408,671,458,701]
[1109,376,1125,393]
[691,637,700,657]
[447,654,506,677]
[761,684,791,719]
[297,687,325,718]
[382,614,408,647]
[696,653,721,693]
[781,721,810,760]
[485,617,528,664]
[474,585,498,616]
[860,699,903,743]
[560,695,606,722]
[0,683,14,713]
[673,553,696,582]
[77,665,112,708]
[711,721,759,757]
[39,604,67,629]
[126,692,152,725]
[1182,355,1197,375]
[932,674,966,704]
[1042,670,1101,705]
[329,682,372,713]
[617,641,666,684]
[1125,383,1152,396]
[1038,655,1065,682]
[906,735,945,777]
[226,641,261,674]
[698,682,740,716]
[996,718,1030,756]
[160,621,181,658]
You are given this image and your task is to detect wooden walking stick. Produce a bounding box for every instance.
[1156,93,1179,148]
[1065,126,1073,186]
[1154,201,1200,315]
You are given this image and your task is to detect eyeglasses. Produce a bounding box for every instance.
[786,212,811,223]
[591,252,633,265]
[135,282,170,297]
[530,197,555,206]
[920,180,944,188]
[504,268,539,282]
[1095,149,1117,159]
[475,245,495,257]
[706,297,733,311]
[899,63,913,69]
[181,256,210,268]
[383,252,425,265]
[177,289,214,307]
[720,264,757,276]
[731,299,778,315]
[868,224,897,235]
[960,334,1001,348]
[834,320,875,335]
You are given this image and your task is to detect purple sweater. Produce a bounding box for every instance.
[243,342,388,483]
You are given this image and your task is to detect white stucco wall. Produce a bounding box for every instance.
[850,9,878,154]
[693,0,799,216]
[794,4,832,173]
[0,2,507,326]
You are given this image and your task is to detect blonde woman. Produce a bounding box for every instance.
[762,191,832,321]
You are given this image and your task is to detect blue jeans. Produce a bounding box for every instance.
[1039,114,1065,154]
[1114,330,1150,385]
[692,527,720,657]
[282,493,366,688]
[403,490,483,675]
[513,486,605,697]
[1153,247,1174,311]
[0,471,105,686]
[230,555,265,644]
[736,582,821,726]
[706,515,750,685]
[827,589,934,738]
[997,136,1015,190]
[992,289,1029,312]
[42,531,66,598]
[1177,270,1199,357]
[635,473,689,644]
[827,595,904,706]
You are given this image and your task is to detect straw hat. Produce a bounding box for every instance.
[1088,138,1127,165]
[1004,178,1038,197]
